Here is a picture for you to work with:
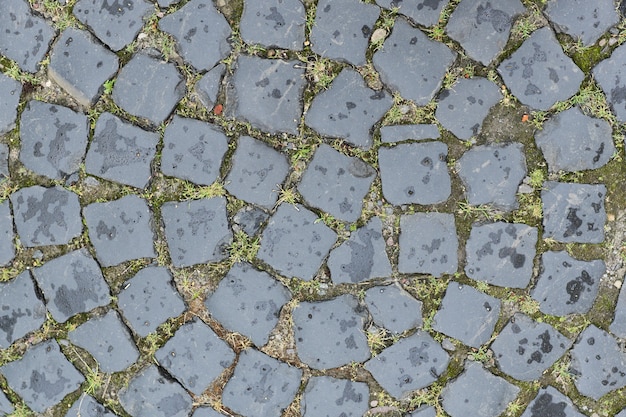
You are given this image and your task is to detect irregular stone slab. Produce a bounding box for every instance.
[225,136,290,208]
[65,395,115,417]
[365,331,449,399]
[432,282,500,348]
[570,325,626,400]
[0,144,7,179]
[32,249,110,323]
[373,18,456,106]
[195,64,225,112]
[327,217,392,284]
[498,27,584,110]
[409,406,436,417]
[161,198,232,267]
[258,203,336,280]
[0,72,22,134]
[311,0,379,66]
[302,376,369,417]
[192,407,222,417]
[594,44,626,122]
[222,349,302,417]
[0,390,13,415]
[10,185,82,247]
[380,124,440,143]
[156,320,235,395]
[298,144,376,222]
[227,56,305,135]
[375,0,449,27]
[48,28,120,107]
[161,115,228,186]
[0,200,15,266]
[446,0,525,65]
[535,107,615,172]
[240,0,306,50]
[119,365,192,417]
[117,266,186,337]
[84,195,156,267]
[85,112,158,189]
[531,251,604,316]
[379,142,451,205]
[465,222,537,288]
[521,386,585,417]
[305,69,393,148]
[293,295,370,369]
[157,0,178,6]
[398,212,458,277]
[68,311,138,373]
[0,271,46,349]
[545,0,619,46]
[205,262,291,347]
[0,340,84,413]
[73,0,152,51]
[233,206,269,235]
[442,361,519,417]
[366,285,423,333]
[611,281,626,338]
[20,101,89,180]
[491,314,571,381]
[158,0,231,71]
[456,143,527,211]
[541,182,606,243]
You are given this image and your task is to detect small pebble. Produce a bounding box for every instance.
[518,183,533,194]
[615,281,622,289]
[370,400,378,407]
[599,38,607,47]
[371,28,387,44]
[609,37,618,46]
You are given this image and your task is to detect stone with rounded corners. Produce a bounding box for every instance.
[302,376,369,417]
[0,73,22,134]
[0,271,46,349]
[545,0,619,46]
[375,0,450,27]
[0,200,15,266]
[594,43,626,122]
[366,285,423,333]
[520,386,585,417]
[380,124,440,143]
[65,395,115,417]
[240,0,306,50]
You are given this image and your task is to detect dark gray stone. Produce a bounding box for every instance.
[0,271,46,349]
[365,285,423,333]
[302,376,369,417]
[380,124,440,143]
[298,144,376,222]
[156,320,235,395]
[498,27,584,110]
[0,143,8,178]
[379,142,451,205]
[19,101,89,180]
[240,0,306,50]
[195,64,225,112]
[618,410,626,417]
[205,262,291,347]
[233,206,269,235]
[594,43,626,122]
[373,18,456,105]
[465,222,537,288]
[611,279,626,338]
[0,390,13,415]
[545,0,619,46]
[293,295,370,369]
[157,0,178,6]
[83,195,156,267]
[0,73,22,134]
[375,0,449,27]
[305,69,393,148]
[409,406,436,417]
[65,395,115,417]
[192,407,222,417]
[541,182,606,244]
[520,386,585,417]
[0,200,15,266]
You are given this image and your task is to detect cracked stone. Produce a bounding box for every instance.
[0,271,46,349]
[302,376,369,417]
[65,395,115,417]
[240,0,306,50]
[365,285,423,333]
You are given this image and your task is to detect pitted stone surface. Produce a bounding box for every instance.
[65,395,115,417]
[0,72,22,134]
[240,0,306,50]
[225,136,290,209]
[233,206,269,236]
[465,222,537,288]
[302,376,369,417]
[373,18,456,106]
[611,282,626,338]
[531,251,604,316]
[365,285,423,333]
[365,331,450,399]
[375,0,450,27]
[205,262,291,347]
[380,124,440,143]
[432,282,501,348]
[398,212,458,277]
[545,0,619,47]
[0,200,15,266]
[298,144,376,222]
[594,44,626,122]
[156,319,235,395]
[194,64,225,112]
[293,295,370,369]
[521,386,585,417]
[0,271,46,349]
[498,27,584,110]
[541,182,606,244]
[379,141,451,206]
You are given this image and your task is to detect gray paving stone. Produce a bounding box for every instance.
[0,143,8,178]
[0,390,13,415]
[195,64,225,112]
[365,285,422,333]
[498,27,584,110]
[20,101,89,180]
[446,0,525,65]
[32,249,110,323]
[520,386,585,417]
[65,395,115,417]
[594,43,626,122]
[222,349,302,417]
[465,222,537,288]
[379,141,451,206]
[48,28,120,107]
[68,310,139,373]
[10,185,82,247]
[373,18,456,106]
[0,271,46,349]
[302,376,369,417]
[432,282,501,348]
[305,69,393,149]
[409,406,436,417]
[618,410,626,417]
[117,266,186,338]
[161,197,232,267]
[157,0,178,6]
[258,203,337,280]
[545,0,619,46]
[0,73,22,134]
[155,319,235,395]
[158,0,231,71]
[0,200,15,266]
[327,217,392,284]
[610,280,626,338]
[205,262,291,347]
[531,251,604,316]
[192,407,222,417]
[225,136,290,209]
[541,182,606,244]
[293,295,370,369]
[456,143,527,211]
[233,206,269,235]
[398,212,458,277]
[119,365,192,417]
[380,124,440,143]
[375,0,450,27]
[83,195,156,267]
[365,331,449,399]
[310,0,379,66]
[298,144,376,222]
[240,0,306,50]
[0,340,84,413]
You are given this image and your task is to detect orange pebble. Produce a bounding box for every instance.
[521,114,529,122]
[213,104,223,116]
